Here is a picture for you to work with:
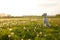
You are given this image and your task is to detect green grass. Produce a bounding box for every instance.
[0,17,60,40]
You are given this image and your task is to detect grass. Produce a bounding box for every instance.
[0,17,60,40]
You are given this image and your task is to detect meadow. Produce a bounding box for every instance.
[0,16,60,40]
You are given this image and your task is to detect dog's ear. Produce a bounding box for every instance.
[42,13,47,16]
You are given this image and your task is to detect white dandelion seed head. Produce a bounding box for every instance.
[39,32,42,34]
[11,32,14,35]
[34,29,35,31]
[35,27,36,29]
[23,27,26,30]
[44,34,47,37]
[37,34,39,37]
[21,39,23,40]
[9,28,12,31]
[8,35,11,37]
[27,30,29,31]
[28,39,31,40]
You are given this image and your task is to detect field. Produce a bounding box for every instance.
[0,17,60,40]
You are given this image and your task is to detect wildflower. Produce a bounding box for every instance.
[35,27,36,29]
[8,35,11,37]
[28,39,30,40]
[44,34,47,37]
[34,29,35,31]
[21,39,23,40]
[39,32,42,34]
[9,28,12,31]
[37,34,39,37]
[23,27,26,30]
[11,32,14,35]
[27,29,29,31]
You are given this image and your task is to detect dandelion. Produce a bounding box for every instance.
[44,34,47,37]
[34,29,35,31]
[21,39,23,40]
[37,34,39,37]
[9,28,12,31]
[39,32,42,35]
[34,27,36,29]
[11,32,14,35]
[28,39,31,40]
[23,27,26,30]
[8,35,11,37]
[27,29,29,31]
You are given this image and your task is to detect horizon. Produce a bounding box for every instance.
[0,13,59,16]
[0,0,60,16]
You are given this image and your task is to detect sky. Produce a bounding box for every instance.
[0,0,60,16]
